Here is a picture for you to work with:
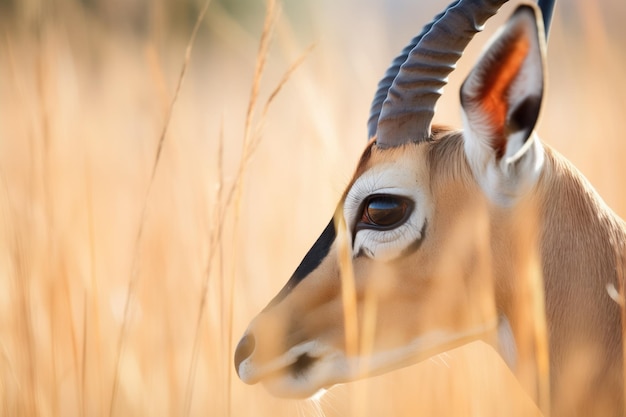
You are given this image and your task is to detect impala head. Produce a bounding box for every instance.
[235,1,547,398]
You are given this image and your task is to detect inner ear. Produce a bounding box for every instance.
[472,32,530,131]
[507,95,542,139]
[460,5,545,161]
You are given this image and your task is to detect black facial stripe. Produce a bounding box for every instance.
[265,219,336,310]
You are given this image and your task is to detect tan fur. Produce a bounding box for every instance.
[236,5,625,415]
[429,128,626,416]
[238,126,625,416]
[535,146,625,416]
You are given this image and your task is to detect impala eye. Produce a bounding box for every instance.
[358,195,413,230]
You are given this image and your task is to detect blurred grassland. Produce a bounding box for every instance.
[0,0,625,416]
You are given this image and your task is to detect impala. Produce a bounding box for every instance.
[234,0,625,415]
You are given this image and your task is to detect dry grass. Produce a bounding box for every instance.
[0,0,625,416]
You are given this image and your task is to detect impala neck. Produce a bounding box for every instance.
[499,144,626,415]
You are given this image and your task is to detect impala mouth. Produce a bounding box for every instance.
[290,353,318,377]
[236,341,334,397]
[259,351,343,399]
[238,320,499,398]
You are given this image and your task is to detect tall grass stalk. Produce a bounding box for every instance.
[335,208,362,416]
[183,1,312,415]
[531,260,551,415]
[12,220,36,416]
[216,124,227,416]
[202,0,281,412]
[335,211,359,364]
[36,15,56,417]
[3,30,36,417]
[0,1,623,416]
[108,1,212,415]
[83,152,103,417]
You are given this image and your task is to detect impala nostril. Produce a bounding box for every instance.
[234,333,256,373]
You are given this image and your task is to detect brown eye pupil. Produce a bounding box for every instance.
[363,196,410,228]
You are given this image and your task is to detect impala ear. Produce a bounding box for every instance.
[461,4,546,205]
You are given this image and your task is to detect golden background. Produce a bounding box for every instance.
[0,0,624,415]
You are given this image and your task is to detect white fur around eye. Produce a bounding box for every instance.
[353,214,425,261]
[343,165,429,261]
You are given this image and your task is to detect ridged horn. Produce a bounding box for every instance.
[374,0,508,148]
[367,4,455,140]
